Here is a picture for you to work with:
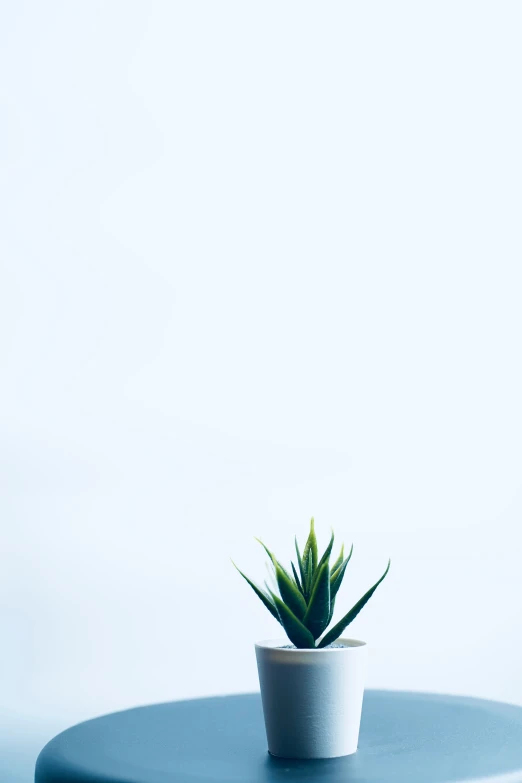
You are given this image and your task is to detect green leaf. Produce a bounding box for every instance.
[318,559,391,648]
[264,561,278,592]
[327,597,336,626]
[275,562,307,620]
[255,537,277,566]
[255,538,292,580]
[310,529,335,592]
[331,544,345,575]
[302,518,318,580]
[254,538,307,619]
[295,537,307,595]
[269,590,316,649]
[303,562,331,640]
[232,562,281,623]
[330,543,354,599]
[331,542,353,581]
[304,547,313,598]
[291,561,304,596]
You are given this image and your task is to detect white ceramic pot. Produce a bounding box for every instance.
[255,637,367,759]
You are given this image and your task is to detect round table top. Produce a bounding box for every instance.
[35,690,522,783]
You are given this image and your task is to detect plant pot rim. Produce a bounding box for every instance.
[255,637,366,652]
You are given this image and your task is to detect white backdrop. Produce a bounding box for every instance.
[1,1,522,730]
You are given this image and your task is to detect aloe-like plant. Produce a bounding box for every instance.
[234,518,390,649]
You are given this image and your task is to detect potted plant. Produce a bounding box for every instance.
[234,518,390,759]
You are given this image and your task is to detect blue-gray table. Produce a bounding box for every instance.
[35,690,522,783]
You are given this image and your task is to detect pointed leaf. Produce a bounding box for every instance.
[330,543,354,599]
[318,560,391,648]
[331,543,353,582]
[295,537,307,594]
[265,561,278,593]
[232,562,281,623]
[327,597,336,626]
[331,544,345,575]
[291,561,304,596]
[255,537,277,566]
[310,529,335,592]
[275,562,307,620]
[255,538,291,580]
[302,518,318,580]
[304,547,313,598]
[303,561,331,640]
[270,590,316,649]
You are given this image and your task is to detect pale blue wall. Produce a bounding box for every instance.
[1,7,522,778]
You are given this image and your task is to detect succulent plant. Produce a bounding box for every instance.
[233,518,390,649]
